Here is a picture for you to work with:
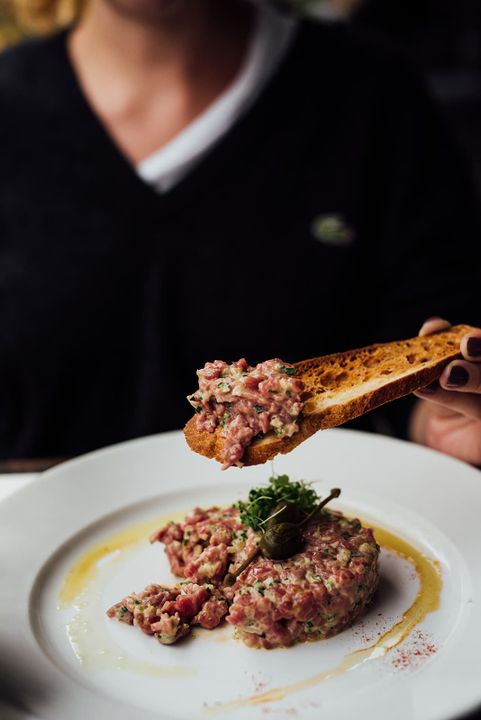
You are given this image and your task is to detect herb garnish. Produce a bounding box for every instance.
[236,474,318,531]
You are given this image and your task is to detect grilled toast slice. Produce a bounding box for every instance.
[184,324,475,467]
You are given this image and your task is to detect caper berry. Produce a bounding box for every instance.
[259,522,304,559]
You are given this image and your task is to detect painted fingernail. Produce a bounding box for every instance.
[466,337,481,358]
[418,381,438,394]
[446,365,469,387]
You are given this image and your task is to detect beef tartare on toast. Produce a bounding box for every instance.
[187,358,304,469]
[108,477,379,650]
[185,325,474,467]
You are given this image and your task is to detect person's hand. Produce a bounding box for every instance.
[409,317,481,465]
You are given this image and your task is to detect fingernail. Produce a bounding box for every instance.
[446,365,469,387]
[467,337,481,358]
[418,381,438,394]
[425,316,442,322]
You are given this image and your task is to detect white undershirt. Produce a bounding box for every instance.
[136,5,297,193]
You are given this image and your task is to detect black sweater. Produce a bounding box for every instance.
[0,22,480,458]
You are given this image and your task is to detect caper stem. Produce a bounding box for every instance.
[223,545,261,586]
[300,488,341,527]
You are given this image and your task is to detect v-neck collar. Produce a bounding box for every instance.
[137,6,297,192]
[48,22,311,212]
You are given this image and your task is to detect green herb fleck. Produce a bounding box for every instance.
[235,474,318,531]
[254,405,264,414]
[279,366,296,376]
[253,581,265,596]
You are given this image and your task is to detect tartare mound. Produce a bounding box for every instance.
[152,506,379,649]
[187,358,304,468]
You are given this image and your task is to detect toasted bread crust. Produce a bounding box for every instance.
[184,324,476,467]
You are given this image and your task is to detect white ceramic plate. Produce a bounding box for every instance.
[1,429,481,720]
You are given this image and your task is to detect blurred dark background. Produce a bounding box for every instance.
[352,0,481,198]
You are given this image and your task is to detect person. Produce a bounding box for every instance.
[411,318,481,466]
[0,0,480,460]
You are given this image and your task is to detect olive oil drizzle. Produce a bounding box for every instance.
[58,513,183,608]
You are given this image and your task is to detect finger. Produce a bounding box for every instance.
[414,384,481,421]
[418,317,451,337]
[439,359,481,394]
[460,331,481,363]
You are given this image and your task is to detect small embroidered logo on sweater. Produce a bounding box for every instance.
[311,214,354,246]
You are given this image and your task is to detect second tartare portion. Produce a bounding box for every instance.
[187,358,305,468]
